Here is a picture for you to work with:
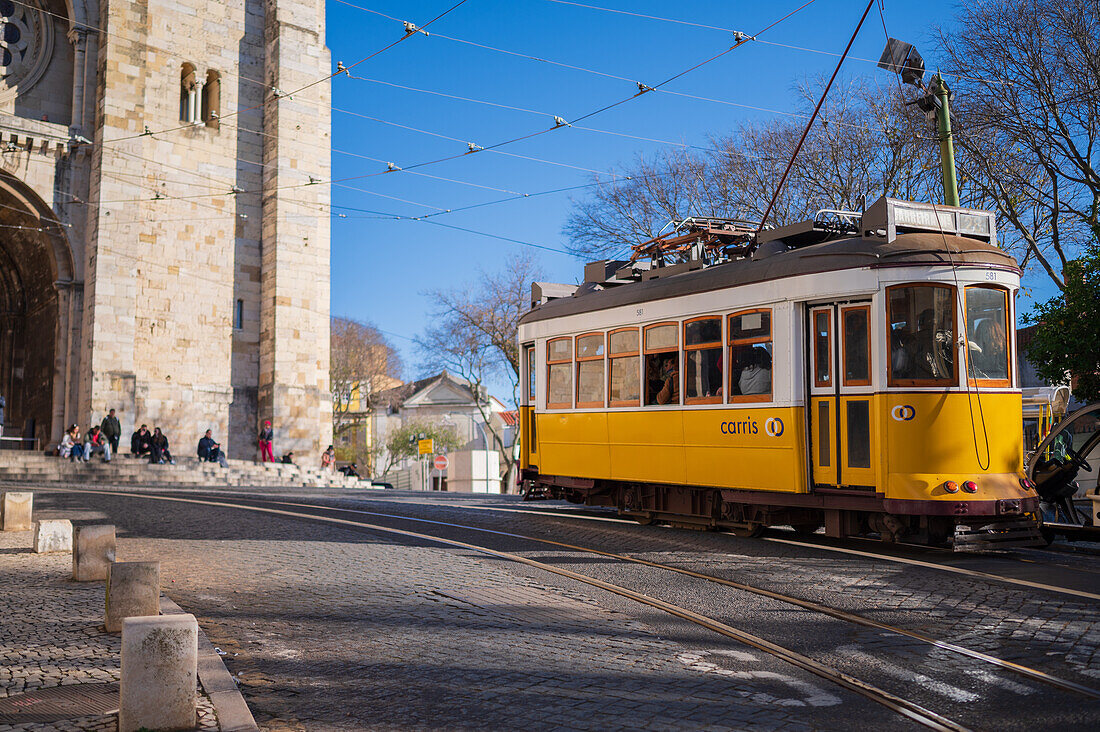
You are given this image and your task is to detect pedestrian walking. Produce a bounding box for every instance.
[100,409,121,455]
[258,420,274,462]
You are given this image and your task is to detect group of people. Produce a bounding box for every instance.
[128,424,177,464]
[58,409,122,463]
[55,411,337,472]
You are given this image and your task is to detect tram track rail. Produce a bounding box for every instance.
[405,498,1100,602]
[248,496,1100,702]
[45,487,969,731]
[43,487,1100,730]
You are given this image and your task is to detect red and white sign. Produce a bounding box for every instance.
[433,455,449,471]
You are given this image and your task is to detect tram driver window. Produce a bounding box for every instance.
[728,310,772,401]
[965,287,1009,385]
[644,323,679,405]
[888,285,956,386]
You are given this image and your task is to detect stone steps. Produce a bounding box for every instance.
[0,451,364,490]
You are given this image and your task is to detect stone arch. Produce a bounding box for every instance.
[0,169,77,449]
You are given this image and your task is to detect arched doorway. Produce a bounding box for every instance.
[0,173,74,450]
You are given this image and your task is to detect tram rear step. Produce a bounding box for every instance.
[953,519,1044,551]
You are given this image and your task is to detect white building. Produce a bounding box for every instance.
[371,371,512,491]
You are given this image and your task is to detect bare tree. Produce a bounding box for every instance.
[418,253,543,492]
[937,0,1100,289]
[330,316,402,465]
[563,80,942,259]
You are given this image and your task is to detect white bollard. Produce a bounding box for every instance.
[105,561,160,633]
[1,491,33,531]
[119,614,198,732]
[33,519,73,553]
[72,524,116,581]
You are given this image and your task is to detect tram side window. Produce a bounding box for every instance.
[728,309,772,401]
[525,344,535,405]
[644,323,679,405]
[547,337,573,408]
[609,328,641,406]
[887,285,956,386]
[842,307,870,386]
[965,287,1009,384]
[684,317,723,403]
[576,333,606,407]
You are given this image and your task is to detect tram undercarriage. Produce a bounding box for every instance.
[523,472,1044,550]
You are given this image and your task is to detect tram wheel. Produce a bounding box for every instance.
[731,524,764,538]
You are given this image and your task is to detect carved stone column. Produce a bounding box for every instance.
[67,27,89,133]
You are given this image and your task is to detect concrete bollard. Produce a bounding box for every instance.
[1,491,33,531]
[120,614,198,732]
[72,524,116,581]
[34,519,73,553]
[106,561,161,633]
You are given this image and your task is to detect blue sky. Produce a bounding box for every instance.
[325,0,1053,388]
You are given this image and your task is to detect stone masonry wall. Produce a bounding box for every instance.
[259,0,332,459]
[80,0,330,459]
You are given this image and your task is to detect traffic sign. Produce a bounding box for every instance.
[417,438,434,455]
[433,455,449,471]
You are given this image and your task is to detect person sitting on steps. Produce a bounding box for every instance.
[149,427,175,465]
[197,429,229,468]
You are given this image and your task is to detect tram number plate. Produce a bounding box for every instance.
[985,271,997,281]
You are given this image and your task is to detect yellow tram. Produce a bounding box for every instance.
[517,198,1042,549]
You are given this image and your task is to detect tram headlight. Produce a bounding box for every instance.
[943,481,959,494]
[961,480,978,493]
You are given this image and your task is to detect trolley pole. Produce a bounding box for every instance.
[932,74,960,208]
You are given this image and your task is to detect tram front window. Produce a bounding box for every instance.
[888,285,956,385]
[965,287,1009,383]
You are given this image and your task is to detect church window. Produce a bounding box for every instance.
[234,299,244,329]
[180,63,198,123]
[202,70,220,128]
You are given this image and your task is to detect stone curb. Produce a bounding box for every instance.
[160,596,259,732]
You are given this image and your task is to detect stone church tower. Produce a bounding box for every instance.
[0,0,332,459]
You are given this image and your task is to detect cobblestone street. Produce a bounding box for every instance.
[0,529,218,732]
[30,489,921,732]
[4,486,1095,731]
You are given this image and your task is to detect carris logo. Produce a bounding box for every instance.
[891,405,916,421]
[764,417,784,437]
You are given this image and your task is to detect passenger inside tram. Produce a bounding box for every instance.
[647,353,679,405]
[738,346,772,395]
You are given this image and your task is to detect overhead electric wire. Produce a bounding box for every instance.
[90,0,471,147]
[757,0,876,232]
[534,0,1014,86]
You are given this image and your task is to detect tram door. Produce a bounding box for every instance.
[808,302,876,490]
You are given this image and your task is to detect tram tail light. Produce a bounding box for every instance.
[961,481,978,493]
[1019,478,1035,491]
[943,481,959,494]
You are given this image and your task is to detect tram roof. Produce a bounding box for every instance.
[519,232,1017,326]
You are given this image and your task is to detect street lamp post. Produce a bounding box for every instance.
[878,38,960,208]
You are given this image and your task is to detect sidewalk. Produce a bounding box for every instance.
[0,528,223,732]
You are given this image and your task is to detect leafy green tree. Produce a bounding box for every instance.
[1024,239,1100,402]
[375,419,462,478]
